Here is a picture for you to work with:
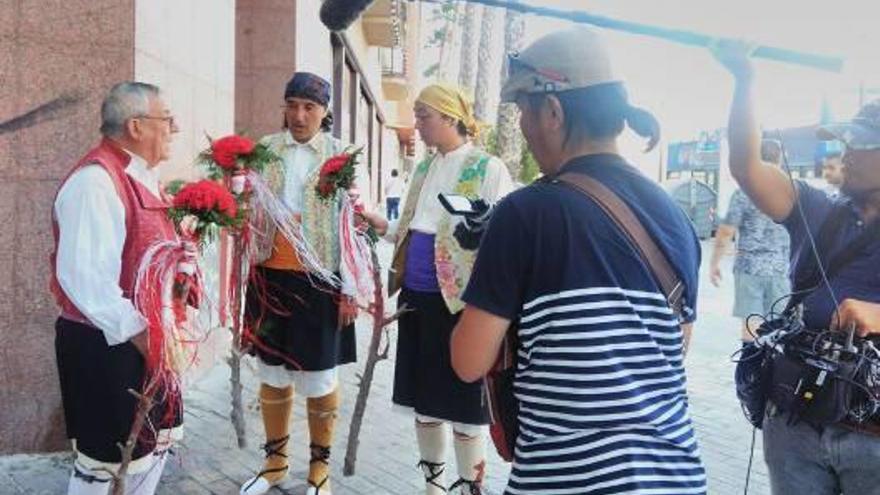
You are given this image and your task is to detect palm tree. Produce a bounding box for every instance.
[457,3,479,92]
[494,8,525,179]
[428,0,461,82]
[473,5,500,123]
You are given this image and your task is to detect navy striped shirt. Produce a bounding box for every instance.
[463,154,706,494]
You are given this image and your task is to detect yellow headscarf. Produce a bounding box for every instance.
[416,83,481,138]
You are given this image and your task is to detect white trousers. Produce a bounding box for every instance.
[66,451,168,495]
[257,360,338,398]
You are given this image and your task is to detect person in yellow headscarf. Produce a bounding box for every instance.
[387,83,514,495]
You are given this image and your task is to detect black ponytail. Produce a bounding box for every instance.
[553,82,661,152]
[624,104,660,152]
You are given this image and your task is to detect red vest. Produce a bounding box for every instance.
[50,138,176,326]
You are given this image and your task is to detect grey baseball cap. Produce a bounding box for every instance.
[500,27,620,103]
[817,99,880,151]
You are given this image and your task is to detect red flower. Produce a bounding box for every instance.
[173,180,237,219]
[315,150,359,200]
[211,135,255,170]
[320,154,350,177]
[317,181,336,197]
[216,192,238,218]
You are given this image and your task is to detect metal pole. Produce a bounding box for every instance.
[417,0,845,73]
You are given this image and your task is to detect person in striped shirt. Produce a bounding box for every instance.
[450,27,707,495]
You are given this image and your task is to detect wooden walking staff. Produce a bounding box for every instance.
[228,230,248,448]
[421,0,845,73]
[224,172,249,449]
[195,134,283,448]
[111,388,155,495]
[343,244,408,476]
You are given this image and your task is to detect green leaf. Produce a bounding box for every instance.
[165,179,186,195]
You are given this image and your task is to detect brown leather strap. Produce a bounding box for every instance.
[841,418,880,437]
[555,172,685,319]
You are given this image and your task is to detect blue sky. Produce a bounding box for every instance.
[418,0,880,172]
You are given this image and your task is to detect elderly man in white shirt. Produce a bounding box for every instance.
[51,82,181,495]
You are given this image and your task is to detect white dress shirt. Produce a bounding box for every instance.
[278,131,324,213]
[408,142,514,234]
[54,151,161,346]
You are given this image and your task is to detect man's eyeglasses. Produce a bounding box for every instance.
[136,115,176,128]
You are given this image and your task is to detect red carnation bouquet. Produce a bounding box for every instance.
[316,146,363,200]
[194,133,281,246]
[168,179,240,244]
[163,179,240,326]
[197,134,281,181]
[133,178,243,400]
[211,135,254,170]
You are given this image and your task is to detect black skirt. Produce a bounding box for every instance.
[392,289,489,424]
[55,318,183,463]
[244,266,356,371]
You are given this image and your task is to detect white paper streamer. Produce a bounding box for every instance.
[246,171,340,288]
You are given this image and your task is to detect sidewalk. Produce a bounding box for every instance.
[0,242,770,494]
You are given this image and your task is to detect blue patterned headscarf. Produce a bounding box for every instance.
[284,72,331,107]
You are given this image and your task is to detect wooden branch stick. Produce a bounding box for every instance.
[381,305,410,328]
[228,232,248,448]
[111,387,155,495]
[343,247,407,476]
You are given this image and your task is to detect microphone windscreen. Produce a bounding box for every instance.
[320,0,377,32]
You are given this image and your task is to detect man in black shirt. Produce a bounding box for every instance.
[715,40,880,495]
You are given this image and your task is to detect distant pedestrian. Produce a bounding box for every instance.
[385,168,403,220]
[821,151,844,197]
[709,139,791,343]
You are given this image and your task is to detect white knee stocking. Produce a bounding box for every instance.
[451,430,485,494]
[416,419,449,495]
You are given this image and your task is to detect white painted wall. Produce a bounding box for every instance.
[294,0,334,80]
[134,0,236,181]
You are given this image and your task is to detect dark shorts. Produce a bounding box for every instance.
[732,272,791,318]
[55,318,183,463]
[392,288,488,425]
[244,266,356,371]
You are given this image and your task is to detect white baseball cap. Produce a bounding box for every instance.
[500,26,620,103]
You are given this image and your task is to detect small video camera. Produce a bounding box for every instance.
[438,193,478,216]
